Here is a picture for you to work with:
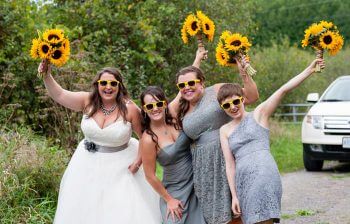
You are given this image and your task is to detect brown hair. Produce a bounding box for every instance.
[175,66,205,128]
[217,83,243,104]
[140,86,179,151]
[84,67,129,121]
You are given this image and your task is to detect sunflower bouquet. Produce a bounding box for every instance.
[181,11,215,56]
[301,21,344,72]
[30,28,70,78]
[215,31,256,76]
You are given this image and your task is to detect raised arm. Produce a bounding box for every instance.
[38,60,90,111]
[237,59,259,105]
[140,134,184,222]
[219,125,241,216]
[255,59,325,127]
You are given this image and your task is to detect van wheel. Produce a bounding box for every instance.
[303,144,323,171]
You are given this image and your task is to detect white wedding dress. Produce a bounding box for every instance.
[54,115,161,224]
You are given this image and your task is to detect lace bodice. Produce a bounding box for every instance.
[81,115,132,147]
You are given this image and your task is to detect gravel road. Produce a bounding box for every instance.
[281,162,350,224]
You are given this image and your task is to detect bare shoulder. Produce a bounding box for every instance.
[213,83,225,94]
[140,132,156,148]
[220,122,232,138]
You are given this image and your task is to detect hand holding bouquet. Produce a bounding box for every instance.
[30,28,70,78]
[215,31,256,76]
[301,21,344,72]
[181,11,215,59]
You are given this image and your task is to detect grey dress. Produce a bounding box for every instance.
[228,112,282,224]
[157,131,206,224]
[182,86,233,224]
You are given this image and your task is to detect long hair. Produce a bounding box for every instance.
[140,86,178,151]
[84,67,129,121]
[175,65,205,128]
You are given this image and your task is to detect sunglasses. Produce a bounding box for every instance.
[97,80,119,87]
[220,97,243,110]
[176,79,201,90]
[143,101,166,111]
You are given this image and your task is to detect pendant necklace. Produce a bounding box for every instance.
[101,104,117,116]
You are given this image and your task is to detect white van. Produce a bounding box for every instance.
[301,76,350,171]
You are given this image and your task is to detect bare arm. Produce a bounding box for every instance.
[140,135,183,221]
[39,61,90,111]
[255,59,325,127]
[237,59,259,105]
[127,101,143,173]
[220,125,241,215]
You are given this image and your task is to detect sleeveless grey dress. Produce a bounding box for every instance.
[182,86,233,224]
[228,112,282,224]
[157,131,206,224]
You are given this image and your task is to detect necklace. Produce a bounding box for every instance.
[100,104,117,116]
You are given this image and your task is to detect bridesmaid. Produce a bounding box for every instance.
[218,59,325,224]
[140,86,206,224]
[169,49,259,224]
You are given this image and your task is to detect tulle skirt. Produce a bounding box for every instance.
[54,138,161,224]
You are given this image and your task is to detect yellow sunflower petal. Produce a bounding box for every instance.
[43,29,65,44]
[38,41,52,59]
[225,33,244,52]
[181,24,188,44]
[30,38,40,59]
[184,14,201,36]
[50,47,68,67]
[216,43,229,66]
[319,30,337,50]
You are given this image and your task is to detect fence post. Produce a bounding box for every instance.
[292,106,297,123]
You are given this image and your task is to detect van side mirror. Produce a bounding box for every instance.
[307,93,319,102]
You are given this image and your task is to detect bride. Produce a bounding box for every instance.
[38,61,161,224]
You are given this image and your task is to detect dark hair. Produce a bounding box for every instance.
[175,66,205,128]
[140,86,179,151]
[217,83,243,104]
[84,67,129,121]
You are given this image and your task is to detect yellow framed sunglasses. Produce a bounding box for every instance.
[97,80,120,87]
[143,101,166,111]
[176,79,201,90]
[220,97,243,110]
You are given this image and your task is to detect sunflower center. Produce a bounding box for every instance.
[228,57,236,64]
[205,24,210,30]
[48,34,60,40]
[231,40,241,46]
[52,50,62,59]
[42,45,49,53]
[191,22,198,30]
[323,35,332,44]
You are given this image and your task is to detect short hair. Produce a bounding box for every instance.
[217,83,243,104]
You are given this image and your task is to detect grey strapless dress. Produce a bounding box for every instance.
[228,112,282,224]
[182,86,233,224]
[157,131,206,224]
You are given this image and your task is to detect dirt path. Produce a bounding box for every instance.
[281,162,350,224]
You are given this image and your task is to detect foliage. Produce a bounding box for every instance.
[252,0,350,47]
[0,128,69,223]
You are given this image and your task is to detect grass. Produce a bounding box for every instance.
[270,121,303,173]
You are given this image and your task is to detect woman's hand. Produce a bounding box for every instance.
[38,59,51,76]
[231,196,241,218]
[128,161,140,174]
[195,48,208,61]
[166,198,184,222]
[307,58,326,73]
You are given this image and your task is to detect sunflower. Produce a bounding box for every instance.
[216,43,229,66]
[308,23,324,36]
[184,14,201,36]
[320,20,333,29]
[49,47,68,67]
[181,25,188,44]
[38,41,52,59]
[62,38,71,56]
[225,33,244,52]
[301,30,311,47]
[200,16,215,42]
[241,36,252,51]
[319,31,337,50]
[43,29,64,44]
[30,38,40,59]
[329,34,344,56]
[220,30,231,41]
